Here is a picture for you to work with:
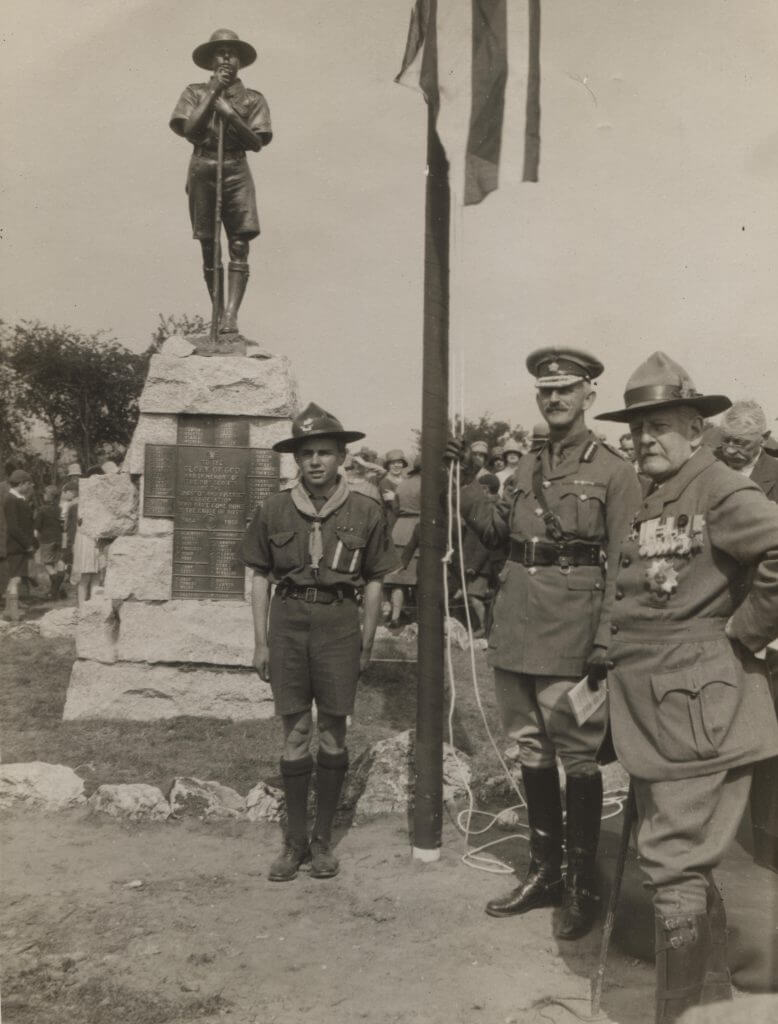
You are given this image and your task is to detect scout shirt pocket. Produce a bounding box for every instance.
[330,527,366,576]
[556,482,607,540]
[650,647,740,762]
[269,530,298,574]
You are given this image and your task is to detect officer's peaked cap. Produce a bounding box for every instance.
[193,29,257,71]
[273,402,365,453]
[527,347,604,388]
[596,351,731,423]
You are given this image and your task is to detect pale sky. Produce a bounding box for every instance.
[3,0,778,456]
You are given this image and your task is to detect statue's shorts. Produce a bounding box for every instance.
[268,593,362,718]
[186,153,260,241]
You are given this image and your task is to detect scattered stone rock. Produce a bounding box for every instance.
[117,599,254,666]
[0,763,85,811]
[88,784,171,821]
[160,334,195,358]
[169,778,246,819]
[345,730,471,819]
[79,474,139,540]
[444,617,470,650]
[245,782,284,823]
[139,352,298,417]
[103,535,173,601]
[64,661,274,720]
[37,606,78,639]
[75,594,118,663]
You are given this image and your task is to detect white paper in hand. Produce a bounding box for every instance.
[568,676,607,727]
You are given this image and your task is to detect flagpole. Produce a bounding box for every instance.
[412,98,450,861]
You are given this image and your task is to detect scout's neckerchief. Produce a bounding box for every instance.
[531,435,599,542]
[290,476,351,577]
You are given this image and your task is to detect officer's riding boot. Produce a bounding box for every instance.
[654,913,710,1024]
[701,881,733,1004]
[310,749,349,879]
[220,261,249,334]
[555,771,602,940]
[203,266,224,327]
[485,764,564,917]
[268,755,313,882]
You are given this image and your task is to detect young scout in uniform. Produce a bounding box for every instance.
[240,404,397,882]
[455,348,642,938]
[170,29,272,335]
[596,352,778,1023]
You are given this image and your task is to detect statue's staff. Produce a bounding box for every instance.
[210,116,225,345]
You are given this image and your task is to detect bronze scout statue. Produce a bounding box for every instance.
[454,348,641,937]
[170,29,272,335]
[240,404,397,882]
[595,353,778,1023]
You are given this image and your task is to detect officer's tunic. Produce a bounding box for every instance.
[605,447,778,911]
[461,429,641,773]
[240,483,397,716]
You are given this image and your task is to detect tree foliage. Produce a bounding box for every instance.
[413,413,529,455]
[1,321,147,471]
[148,312,209,354]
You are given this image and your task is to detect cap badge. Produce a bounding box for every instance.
[301,418,314,432]
[548,361,560,373]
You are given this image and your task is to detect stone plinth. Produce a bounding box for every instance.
[117,600,253,667]
[79,474,139,540]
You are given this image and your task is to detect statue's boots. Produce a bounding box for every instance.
[485,765,564,917]
[701,880,733,1004]
[654,913,710,1024]
[268,755,312,882]
[555,771,602,940]
[310,749,349,879]
[203,266,224,327]
[220,261,249,334]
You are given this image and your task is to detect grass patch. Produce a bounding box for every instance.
[0,633,503,794]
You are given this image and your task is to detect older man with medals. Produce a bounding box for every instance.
[596,352,778,1023]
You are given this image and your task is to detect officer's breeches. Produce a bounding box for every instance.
[493,669,606,775]
[633,765,752,917]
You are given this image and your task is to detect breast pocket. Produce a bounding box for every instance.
[650,650,741,762]
[557,485,606,540]
[269,530,298,574]
[330,528,366,575]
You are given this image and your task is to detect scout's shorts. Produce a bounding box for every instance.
[186,154,260,240]
[268,593,362,717]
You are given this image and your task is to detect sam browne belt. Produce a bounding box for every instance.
[509,539,603,568]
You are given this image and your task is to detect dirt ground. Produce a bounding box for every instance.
[1,808,658,1024]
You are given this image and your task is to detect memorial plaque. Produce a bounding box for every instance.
[144,415,282,600]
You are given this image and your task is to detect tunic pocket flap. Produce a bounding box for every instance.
[335,528,366,550]
[651,655,739,702]
[269,530,295,548]
[566,573,604,592]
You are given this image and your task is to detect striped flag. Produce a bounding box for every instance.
[396,0,509,205]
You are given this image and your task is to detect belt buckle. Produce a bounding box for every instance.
[558,555,571,575]
[525,539,537,567]
[304,587,317,603]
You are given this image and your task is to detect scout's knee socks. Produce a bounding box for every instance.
[268,755,313,882]
[311,749,349,879]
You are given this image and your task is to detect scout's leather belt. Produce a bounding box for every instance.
[193,146,246,160]
[509,539,603,567]
[276,583,356,604]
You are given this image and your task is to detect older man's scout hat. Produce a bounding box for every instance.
[596,351,731,423]
[273,402,365,453]
[193,29,257,71]
[383,449,408,468]
[526,347,604,388]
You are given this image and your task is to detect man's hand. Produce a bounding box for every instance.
[211,66,232,92]
[253,643,270,681]
[445,438,466,465]
[214,95,235,120]
[585,645,612,692]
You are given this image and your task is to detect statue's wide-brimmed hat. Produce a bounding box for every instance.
[383,449,408,468]
[193,29,257,71]
[526,347,604,388]
[596,351,731,423]
[272,402,365,453]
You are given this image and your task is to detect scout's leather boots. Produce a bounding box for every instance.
[485,765,564,917]
[203,266,223,327]
[268,755,312,882]
[555,771,602,940]
[654,913,710,1024]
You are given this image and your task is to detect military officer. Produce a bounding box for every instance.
[596,353,778,1022]
[240,403,397,882]
[455,348,642,937]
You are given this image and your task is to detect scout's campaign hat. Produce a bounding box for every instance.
[470,440,489,455]
[526,347,604,388]
[596,351,731,423]
[272,402,365,453]
[383,449,408,468]
[193,29,257,71]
